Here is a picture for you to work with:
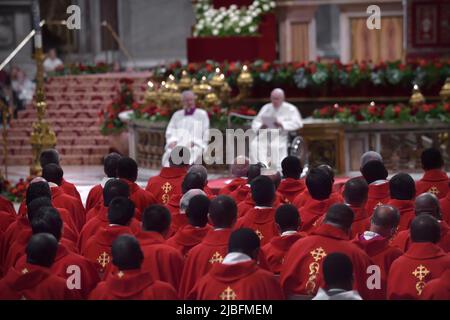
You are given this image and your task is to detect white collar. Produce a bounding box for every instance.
[370,179,388,186]
[254,206,272,209]
[281,230,297,237]
[222,252,252,265]
[101,177,114,188]
[48,182,58,188]
[363,231,380,240]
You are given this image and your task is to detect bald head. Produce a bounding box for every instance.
[360,151,383,169]
[270,88,285,108]
[231,156,249,178]
[415,193,441,220]
[410,215,441,244]
[371,205,400,238]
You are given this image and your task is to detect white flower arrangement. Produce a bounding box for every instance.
[193,0,275,37]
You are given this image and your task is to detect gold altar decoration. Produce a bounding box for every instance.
[440,77,450,103]
[143,65,252,109]
[409,84,425,107]
[30,48,57,176]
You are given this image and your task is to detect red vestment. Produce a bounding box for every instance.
[234,207,278,246]
[135,230,184,290]
[187,260,284,300]
[85,184,103,213]
[277,178,306,204]
[349,205,369,238]
[387,242,450,300]
[229,184,251,204]
[261,232,304,274]
[0,210,15,233]
[81,225,134,277]
[415,169,449,199]
[297,197,336,233]
[51,186,86,231]
[352,232,403,299]
[387,199,415,232]
[78,205,140,252]
[145,167,187,205]
[218,177,247,195]
[292,190,343,209]
[237,192,283,218]
[61,178,82,203]
[365,181,390,215]
[0,263,80,300]
[178,228,232,299]
[0,195,16,215]
[391,221,450,253]
[280,224,374,299]
[420,268,450,300]
[166,224,210,257]
[89,269,178,300]
[122,179,157,219]
[165,194,188,236]
[15,243,100,298]
[439,193,450,224]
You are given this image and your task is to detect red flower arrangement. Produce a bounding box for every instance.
[1,176,32,203]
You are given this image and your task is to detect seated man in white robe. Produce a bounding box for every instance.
[250,88,303,169]
[162,91,210,166]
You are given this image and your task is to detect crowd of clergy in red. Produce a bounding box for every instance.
[0,145,449,300]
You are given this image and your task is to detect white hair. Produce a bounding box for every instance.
[180,189,206,213]
[360,151,383,168]
[271,88,285,98]
[181,90,195,99]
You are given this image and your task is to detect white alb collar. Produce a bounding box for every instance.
[222,252,252,265]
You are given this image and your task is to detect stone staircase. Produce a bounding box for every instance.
[0,72,151,166]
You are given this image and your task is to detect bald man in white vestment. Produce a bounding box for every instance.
[250,88,303,169]
[162,91,210,166]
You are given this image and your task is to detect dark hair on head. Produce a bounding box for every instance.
[31,206,63,241]
[117,157,138,182]
[343,177,368,206]
[324,204,354,231]
[208,195,237,228]
[107,197,135,226]
[306,168,333,200]
[186,194,210,227]
[323,253,353,288]
[111,234,143,270]
[26,233,58,268]
[250,175,275,206]
[247,163,263,184]
[39,149,59,167]
[103,153,122,178]
[317,164,334,181]
[42,164,63,186]
[27,197,52,222]
[181,172,205,194]
[389,173,415,200]
[410,214,441,244]
[275,204,300,232]
[228,228,260,258]
[421,148,444,170]
[281,156,303,179]
[142,205,171,233]
[361,160,388,184]
[103,179,129,206]
[26,181,51,206]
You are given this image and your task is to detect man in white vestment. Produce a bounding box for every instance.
[162,91,210,166]
[43,48,63,73]
[250,88,303,169]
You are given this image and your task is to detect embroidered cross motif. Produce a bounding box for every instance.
[97,252,110,268]
[161,182,172,194]
[161,193,170,204]
[21,268,29,274]
[310,247,327,262]
[255,230,264,241]
[209,251,224,264]
[219,287,237,300]
[428,186,440,195]
[412,264,430,296]
[117,271,124,278]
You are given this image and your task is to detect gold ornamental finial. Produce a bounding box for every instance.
[178,70,192,91]
[210,67,225,93]
[409,84,425,107]
[439,77,450,103]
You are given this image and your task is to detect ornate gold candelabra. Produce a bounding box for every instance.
[409,84,425,107]
[439,77,450,103]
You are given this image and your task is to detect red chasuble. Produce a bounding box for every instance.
[415,169,449,199]
[387,199,416,232]
[387,242,450,300]
[352,232,403,299]
[229,184,251,204]
[280,224,374,299]
[420,268,450,300]
[365,181,390,215]
[237,192,283,218]
[51,186,86,231]
[146,167,187,205]
[85,184,103,213]
[277,178,306,204]
[179,228,232,299]
[89,269,178,300]
[15,243,100,298]
[292,190,343,209]
[135,230,184,290]
[349,205,369,238]
[187,260,284,300]
[297,197,336,233]
[121,179,157,220]
[0,263,80,300]
[0,195,16,215]
[218,177,247,195]
[81,225,134,276]
[61,178,82,203]
[261,232,304,274]
[391,221,450,253]
[166,224,211,257]
[234,207,278,246]
[439,193,450,224]
[78,205,140,253]
[0,210,15,233]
